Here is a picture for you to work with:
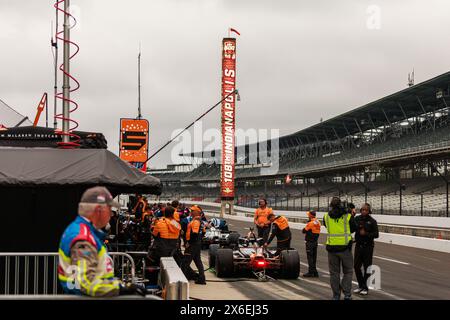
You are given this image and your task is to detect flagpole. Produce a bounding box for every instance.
[138,43,142,120]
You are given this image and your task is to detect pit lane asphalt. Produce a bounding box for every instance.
[198,210,450,300]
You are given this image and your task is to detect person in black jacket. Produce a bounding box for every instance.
[264,214,292,256]
[353,203,379,296]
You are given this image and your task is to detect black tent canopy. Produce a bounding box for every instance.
[0,147,161,194]
[0,147,161,251]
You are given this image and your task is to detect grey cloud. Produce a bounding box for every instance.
[1,0,450,168]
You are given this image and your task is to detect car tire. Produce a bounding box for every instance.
[208,244,220,268]
[280,249,300,279]
[215,248,234,278]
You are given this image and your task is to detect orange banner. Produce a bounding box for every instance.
[221,38,237,199]
[119,118,149,172]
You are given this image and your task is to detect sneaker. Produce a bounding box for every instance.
[353,288,363,294]
[313,272,319,278]
[360,289,368,295]
[344,295,352,300]
[332,295,340,300]
[303,272,315,278]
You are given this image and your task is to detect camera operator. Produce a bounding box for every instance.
[323,197,357,300]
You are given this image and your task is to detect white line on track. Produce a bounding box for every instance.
[299,262,404,300]
[202,215,406,300]
[373,255,410,265]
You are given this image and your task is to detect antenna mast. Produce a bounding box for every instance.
[52,8,58,129]
[62,0,71,143]
[408,69,415,87]
[138,44,142,119]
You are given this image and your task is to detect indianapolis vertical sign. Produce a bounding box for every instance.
[220,38,237,199]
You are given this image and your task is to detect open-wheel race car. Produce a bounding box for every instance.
[208,228,300,281]
[201,226,240,249]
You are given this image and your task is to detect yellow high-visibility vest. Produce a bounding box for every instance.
[324,213,352,246]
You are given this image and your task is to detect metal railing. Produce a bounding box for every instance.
[158,140,450,182]
[0,252,136,296]
[234,193,449,217]
[110,252,136,284]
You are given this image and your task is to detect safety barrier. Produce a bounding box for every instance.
[158,257,189,300]
[1,252,189,300]
[0,252,136,295]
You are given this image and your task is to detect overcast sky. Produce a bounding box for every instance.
[1,0,450,168]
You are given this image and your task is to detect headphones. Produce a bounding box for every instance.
[360,203,372,214]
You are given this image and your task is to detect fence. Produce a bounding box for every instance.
[0,252,136,295]
[234,194,449,217]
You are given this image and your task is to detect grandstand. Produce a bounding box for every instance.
[150,71,450,217]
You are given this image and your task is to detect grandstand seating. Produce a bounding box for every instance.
[158,176,449,217]
[277,124,450,175]
[154,124,450,183]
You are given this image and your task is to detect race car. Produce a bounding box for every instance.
[209,217,229,231]
[208,228,300,280]
[201,226,240,249]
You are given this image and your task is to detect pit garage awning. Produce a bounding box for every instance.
[0,147,161,251]
[0,147,161,195]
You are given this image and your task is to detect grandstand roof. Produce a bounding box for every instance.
[182,71,450,158]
